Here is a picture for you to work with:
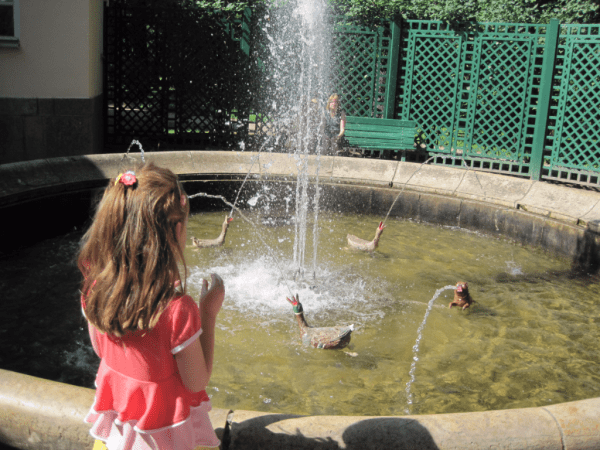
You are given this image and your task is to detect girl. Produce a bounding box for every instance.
[78,163,223,450]
[323,93,346,155]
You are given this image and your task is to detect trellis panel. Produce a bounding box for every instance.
[331,20,398,118]
[104,2,250,150]
[543,24,600,186]
[466,37,532,161]
[397,21,554,177]
[401,32,461,154]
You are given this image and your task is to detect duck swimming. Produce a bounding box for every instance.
[286,294,354,349]
[347,221,386,252]
[191,216,233,248]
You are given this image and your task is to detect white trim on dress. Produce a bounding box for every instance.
[171,328,203,355]
[85,401,213,434]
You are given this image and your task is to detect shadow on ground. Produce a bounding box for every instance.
[227,414,439,450]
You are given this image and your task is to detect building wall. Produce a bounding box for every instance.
[0,0,104,164]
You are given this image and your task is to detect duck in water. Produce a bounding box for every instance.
[347,222,386,252]
[191,216,233,248]
[449,281,474,310]
[286,294,354,349]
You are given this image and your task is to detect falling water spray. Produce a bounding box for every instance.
[257,0,332,278]
[404,284,457,414]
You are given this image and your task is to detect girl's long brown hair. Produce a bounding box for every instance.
[78,163,190,337]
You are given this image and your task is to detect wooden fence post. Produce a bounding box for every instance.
[240,7,252,57]
[530,18,560,180]
[384,18,401,119]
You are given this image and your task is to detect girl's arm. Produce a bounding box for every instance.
[82,299,101,358]
[175,274,224,393]
[175,338,209,392]
[339,111,346,138]
[88,322,101,357]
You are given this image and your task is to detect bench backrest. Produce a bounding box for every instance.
[345,116,416,151]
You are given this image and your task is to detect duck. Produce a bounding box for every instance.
[347,221,386,252]
[449,281,475,310]
[191,216,233,248]
[286,294,354,349]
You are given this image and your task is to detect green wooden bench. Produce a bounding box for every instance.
[342,116,417,159]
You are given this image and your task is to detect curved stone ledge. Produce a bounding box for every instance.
[1,369,599,450]
[2,151,600,229]
[2,151,600,266]
[2,152,600,450]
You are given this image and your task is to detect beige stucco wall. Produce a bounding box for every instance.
[0,0,103,98]
[88,0,104,97]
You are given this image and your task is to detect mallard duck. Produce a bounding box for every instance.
[286,294,354,349]
[191,216,233,248]
[347,221,386,252]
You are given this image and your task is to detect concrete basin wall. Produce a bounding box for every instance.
[3,151,600,265]
[1,151,600,449]
[2,368,600,450]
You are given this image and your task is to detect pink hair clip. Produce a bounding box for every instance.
[115,171,137,186]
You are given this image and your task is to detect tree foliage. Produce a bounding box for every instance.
[118,0,599,23]
[328,0,593,24]
[329,0,599,23]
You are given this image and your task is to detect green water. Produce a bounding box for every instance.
[1,209,599,417]
[185,211,600,416]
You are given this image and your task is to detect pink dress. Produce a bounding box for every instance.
[83,295,220,450]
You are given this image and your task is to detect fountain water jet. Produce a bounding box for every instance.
[404,284,456,414]
[253,0,332,277]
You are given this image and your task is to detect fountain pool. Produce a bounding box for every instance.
[3,197,600,418]
[187,209,600,416]
[2,152,600,449]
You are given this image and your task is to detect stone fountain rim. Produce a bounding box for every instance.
[1,150,600,450]
[2,151,600,232]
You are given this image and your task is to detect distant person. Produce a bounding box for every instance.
[323,93,346,155]
[78,163,224,450]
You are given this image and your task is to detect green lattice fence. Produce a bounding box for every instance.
[399,26,461,156]
[331,19,399,119]
[396,20,560,176]
[104,2,251,150]
[102,4,600,188]
[543,24,600,185]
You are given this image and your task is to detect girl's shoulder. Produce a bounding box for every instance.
[161,294,202,351]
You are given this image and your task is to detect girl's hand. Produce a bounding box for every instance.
[200,273,224,318]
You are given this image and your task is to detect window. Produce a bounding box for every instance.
[0,0,19,47]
